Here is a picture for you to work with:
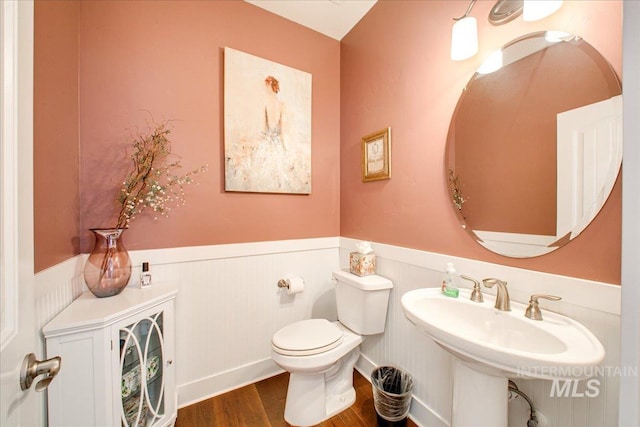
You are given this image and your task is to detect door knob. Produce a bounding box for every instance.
[20,353,61,392]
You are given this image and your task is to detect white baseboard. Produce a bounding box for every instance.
[177,357,284,408]
[356,353,449,427]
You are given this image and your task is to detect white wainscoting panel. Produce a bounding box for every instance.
[35,238,341,409]
[35,237,621,427]
[341,238,621,427]
[152,242,341,407]
[34,256,86,355]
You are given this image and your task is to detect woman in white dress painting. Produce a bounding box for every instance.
[226,75,310,194]
[251,76,288,190]
[261,76,284,146]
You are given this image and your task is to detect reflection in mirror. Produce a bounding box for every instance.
[446,31,622,258]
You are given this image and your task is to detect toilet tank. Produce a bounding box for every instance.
[332,270,393,335]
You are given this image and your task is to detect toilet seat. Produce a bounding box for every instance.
[272,319,343,356]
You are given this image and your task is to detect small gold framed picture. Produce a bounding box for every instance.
[361,127,391,182]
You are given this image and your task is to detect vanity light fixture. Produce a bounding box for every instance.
[451,0,478,61]
[523,0,563,22]
[488,0,523,25]
[451,0,563,61]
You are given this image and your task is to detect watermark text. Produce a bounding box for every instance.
[514,365,638,398]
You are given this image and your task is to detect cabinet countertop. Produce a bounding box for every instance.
[43,283,179,338]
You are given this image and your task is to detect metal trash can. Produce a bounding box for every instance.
[371,366,413,426]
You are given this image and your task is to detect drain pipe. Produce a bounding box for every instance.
[508,380,538,427]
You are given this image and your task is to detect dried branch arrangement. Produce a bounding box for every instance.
[115,121,207,229]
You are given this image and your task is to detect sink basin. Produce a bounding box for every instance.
[402,288,605,380]
[401,287,605,427]
[401,287,604,379]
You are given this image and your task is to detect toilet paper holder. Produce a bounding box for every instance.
[277,279,290,289]
[277,276,304,294]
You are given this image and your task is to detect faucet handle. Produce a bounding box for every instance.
[460,275,483,303]
[525,294,562,320]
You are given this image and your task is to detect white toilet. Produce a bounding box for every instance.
[271,269,393,426]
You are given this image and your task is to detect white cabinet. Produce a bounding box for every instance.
[43,284,178,427]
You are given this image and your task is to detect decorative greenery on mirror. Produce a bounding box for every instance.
[445,31,622,258]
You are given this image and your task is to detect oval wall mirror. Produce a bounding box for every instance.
[445,31,622,258]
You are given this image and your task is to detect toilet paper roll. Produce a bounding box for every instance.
[286,276,304,295]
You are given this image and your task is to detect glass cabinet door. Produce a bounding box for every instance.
[119,311,165,427]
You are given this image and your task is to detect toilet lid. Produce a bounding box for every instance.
[272,319,343,356]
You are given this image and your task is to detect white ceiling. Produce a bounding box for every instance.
[244,0,377,40]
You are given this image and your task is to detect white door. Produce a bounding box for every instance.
[1,1,40,425]
[556,95,623,240]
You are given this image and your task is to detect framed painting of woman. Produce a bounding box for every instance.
[224,47,312,194]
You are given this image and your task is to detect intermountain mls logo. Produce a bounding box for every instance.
[517,365,638,398]
[550,378,600,398]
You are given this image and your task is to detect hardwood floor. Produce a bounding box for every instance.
[175,370,418,427]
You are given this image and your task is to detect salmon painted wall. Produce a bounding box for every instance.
[340,0,622,284]
[73,1,340,255]
[34,1,80,272]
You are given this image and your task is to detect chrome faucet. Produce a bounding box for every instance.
[460,275,483,303]
[482,278,510,311]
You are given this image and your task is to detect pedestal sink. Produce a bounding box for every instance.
[401,288,605,427]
